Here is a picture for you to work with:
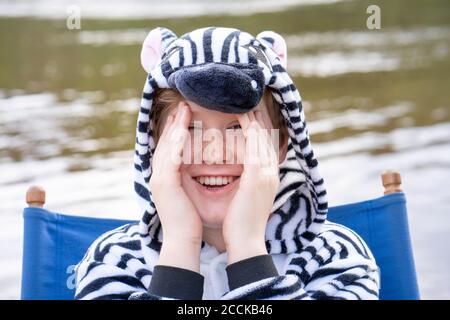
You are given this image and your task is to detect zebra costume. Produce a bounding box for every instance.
[74,27,380,300]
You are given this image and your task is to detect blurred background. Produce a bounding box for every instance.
[0,0,449,299]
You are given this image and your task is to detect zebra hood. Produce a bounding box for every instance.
[134,26,327,254]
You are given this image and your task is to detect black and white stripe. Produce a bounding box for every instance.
[75,27,379,300]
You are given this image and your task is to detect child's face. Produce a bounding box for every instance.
[173,97,282,229]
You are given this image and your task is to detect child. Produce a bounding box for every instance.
[74,27,379,300]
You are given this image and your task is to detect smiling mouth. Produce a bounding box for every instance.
[192,175,240,192]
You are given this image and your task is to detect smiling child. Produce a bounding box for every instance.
[74,26,379,300]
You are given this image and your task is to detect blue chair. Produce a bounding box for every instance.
[21,171,420,300]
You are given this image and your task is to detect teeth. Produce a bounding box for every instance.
[195,176,236,186]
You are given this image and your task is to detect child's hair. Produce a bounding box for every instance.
[150,88,288,146]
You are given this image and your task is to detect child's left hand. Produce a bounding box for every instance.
[223,110,280,264]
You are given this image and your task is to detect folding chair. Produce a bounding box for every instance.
[20,171,420,300]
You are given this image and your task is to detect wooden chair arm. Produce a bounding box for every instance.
[382,170,402,195]
[26,185,46,208]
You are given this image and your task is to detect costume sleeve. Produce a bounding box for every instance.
[226,254,279,290]
[75,260,147,300]
[218,226,380,300]
[219,255,379,300]
[76,257,205,300]
[74,227,204,300]
[146,265,204,299]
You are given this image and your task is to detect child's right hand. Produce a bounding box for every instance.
[149,102,203,246]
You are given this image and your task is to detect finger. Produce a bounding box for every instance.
[246,113,260,162]
[255,110,276,151]
[237,112,251,137]
[256,124,272,168]
[173,102,184,126]
[154,113,174,163]
[171,102,191,132]
[177,103,192,164]
[244,121,260,174]
[164,102,182,139]
[255,109,272,132]
[253,111,278,169]
[159,114,174,142]
[168,103,192,164]
[248,111,261,144]
[254,111,267,133]
[166,101,189,140]
[247,110,256,123]
[240,110,259,138]
[168,103,179,119]
[262,133,278,170]
[165,128,187,168]
[254,111,270,147]
[158,103,183,166]
[178,102,192,130]
[255,110,274,143]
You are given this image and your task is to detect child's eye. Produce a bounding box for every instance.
[228,124,242,130]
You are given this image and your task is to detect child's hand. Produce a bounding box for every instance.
[223,110,280,264]
[149,102,203,246]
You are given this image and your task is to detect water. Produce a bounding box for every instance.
[1,0,449,299]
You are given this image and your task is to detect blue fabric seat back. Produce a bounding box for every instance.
[21,208,135,300]
[327,192,419,299]
[21,192,419,300]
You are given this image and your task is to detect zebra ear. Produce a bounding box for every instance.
[256,31,287,69]
[141,27,178,73]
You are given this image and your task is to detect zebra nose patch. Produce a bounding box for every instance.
[167,62,265,114]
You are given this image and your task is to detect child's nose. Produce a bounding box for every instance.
[200,136,244,165]
[202,137,226,164]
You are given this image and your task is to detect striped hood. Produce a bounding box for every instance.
[134,26,327,255]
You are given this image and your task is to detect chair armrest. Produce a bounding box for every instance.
[26,185,46,208]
